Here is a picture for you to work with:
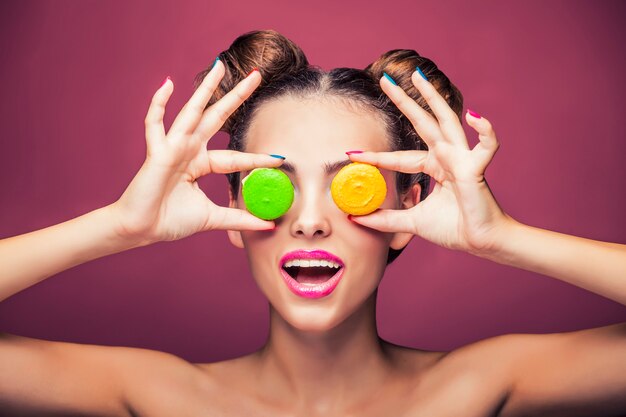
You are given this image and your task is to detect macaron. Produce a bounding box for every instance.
[331,162,387,215]
[242,168,294,220]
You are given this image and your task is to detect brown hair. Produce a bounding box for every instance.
[194,30,463,265]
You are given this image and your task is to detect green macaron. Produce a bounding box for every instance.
[242,168,294,220]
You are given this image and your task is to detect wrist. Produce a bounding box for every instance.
[469,214,523,262]
[102,203,155,250]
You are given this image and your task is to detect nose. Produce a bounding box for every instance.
[288,186,332,239]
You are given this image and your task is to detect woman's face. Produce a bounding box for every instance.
[228,96,417,332]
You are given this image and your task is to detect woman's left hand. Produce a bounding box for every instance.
[347,70,514,255]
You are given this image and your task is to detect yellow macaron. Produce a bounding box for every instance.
[331,162,387,215]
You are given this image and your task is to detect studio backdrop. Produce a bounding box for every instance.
[0,0,624,362]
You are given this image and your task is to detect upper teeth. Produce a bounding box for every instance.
[283,259,342,268]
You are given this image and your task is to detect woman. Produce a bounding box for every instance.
[1,30,625,416]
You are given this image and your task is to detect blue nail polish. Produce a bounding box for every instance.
[383,72,397,86]
[212,56,220,69]
[269,154,286,159]
[416,66,428,81]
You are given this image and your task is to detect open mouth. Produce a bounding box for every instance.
[282,260,343,285]
[278,250,345,298]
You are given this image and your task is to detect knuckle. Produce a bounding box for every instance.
[187,101,204,114]
[406,113,422,128]
[204,85,217,99]
[482,120,495,135]
[441,119,458,132]
[206,152,217,172]
[150,97,164,112]
[213,107,230,124]
[234,90,247,102]
[397,94,414,110]
[421,89,437,102]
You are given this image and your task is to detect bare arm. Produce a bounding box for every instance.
[0,333,206,417]
[0,333,132,416]
[498,322,626,417]
[0,204,142,303]
[480,218,626,306]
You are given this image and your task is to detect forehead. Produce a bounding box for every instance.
[244,96,390,155]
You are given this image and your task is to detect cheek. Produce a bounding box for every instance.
[339,214,393,264]
[379,171,400,209]
[345,231,390,290]
[240,229,273,249]
[239,232,277,290]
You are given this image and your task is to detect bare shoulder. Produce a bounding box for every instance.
[113,346,216,416]
[390,335,520,416]
[494,323,626,417]
[53,341,213,417]
[0,333,211,417]
[401,325,626,417]
[52,343,267,416]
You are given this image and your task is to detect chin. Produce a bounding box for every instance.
[274,301,349,333]
[288,313,345,333]
[276,286,380,334]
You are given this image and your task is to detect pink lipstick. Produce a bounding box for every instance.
[279,249,345,299]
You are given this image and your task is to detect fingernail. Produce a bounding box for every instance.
[212,56,220,69]
[269,154,286,159]
[416,66,428,81]
[247,67,259,77]
[261,223,276,231]
[383,72,397,86]
[467,109,482,119]
[160,76,171,88]
[345,150,363,155]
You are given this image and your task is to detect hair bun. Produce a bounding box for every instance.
[194,29,309,134]
[365,49,463,120]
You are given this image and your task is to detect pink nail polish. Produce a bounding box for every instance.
[346,150,363,155]
[160,76,170,88]
[246,67,259,77]
[467,109,481,119]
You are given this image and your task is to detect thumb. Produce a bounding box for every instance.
[204,205,276,232]
[349,208,415,234]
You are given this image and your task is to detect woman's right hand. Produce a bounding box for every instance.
[110,61,283,246]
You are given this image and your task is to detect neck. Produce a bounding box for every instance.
[254,290,394,412]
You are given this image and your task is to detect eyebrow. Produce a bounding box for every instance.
[278,159,353,176]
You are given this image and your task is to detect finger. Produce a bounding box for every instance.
[410,70,468,148]
[168,59,226,137]
[194,70,262,142]
[380,74,443,149]
[465,111,500,169]
[196,150,286,177]
[144,77,174,148]
[349,207,416,234]
[207,205,276,232]
[347,150,428,174]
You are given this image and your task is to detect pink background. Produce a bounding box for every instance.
[0,0,624,363]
